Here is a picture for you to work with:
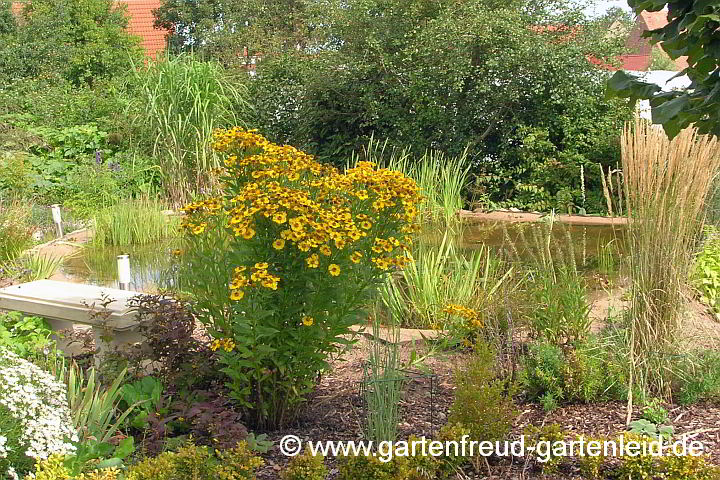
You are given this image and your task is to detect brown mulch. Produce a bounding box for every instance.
[253,341,720,479]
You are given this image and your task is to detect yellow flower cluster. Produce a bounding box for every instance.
[229,263,281,301]
[182,127,422,303]
[443,304,483,328]
[210,338,237,352]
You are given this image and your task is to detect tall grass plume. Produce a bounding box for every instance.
[622,118,720,399]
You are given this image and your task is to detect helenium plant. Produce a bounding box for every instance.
[174,127,421,429]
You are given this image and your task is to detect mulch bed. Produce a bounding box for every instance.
[254,345,720,479]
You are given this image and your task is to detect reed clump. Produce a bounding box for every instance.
[92,198,178,247]
[622,118,720,399]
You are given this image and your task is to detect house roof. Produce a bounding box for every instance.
[118,0,167,59]
[637,9,689,71]
[9,0,167,59]
[640,10,669,31]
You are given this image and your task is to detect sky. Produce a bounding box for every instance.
[583,0,633,18]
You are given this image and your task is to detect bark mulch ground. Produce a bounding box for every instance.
[255,343,720,479]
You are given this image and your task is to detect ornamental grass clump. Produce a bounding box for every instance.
[174,127,421,429]
[622,119,720,400]
[0,349,78,478]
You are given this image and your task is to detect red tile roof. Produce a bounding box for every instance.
[637,9,689,72]
[10,0,168,59]
[620,54,652,71]
[117,0,168,59]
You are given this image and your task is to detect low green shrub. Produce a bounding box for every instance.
[523,423,567,473]
[522,337,627,410]
[434,423,471,478]
[125,441,263,480]
[281,450,327,480]
[575,434,607,479]
[692,226,720,318]
[336,454,407,480]
[677,351,720,405]
[447,341,517,472]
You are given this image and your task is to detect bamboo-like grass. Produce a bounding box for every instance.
[133,55,248,206]
[622,118,720,400]
[92,198,178,247]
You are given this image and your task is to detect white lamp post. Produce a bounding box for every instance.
[117,254,131,290]
[50,204,63,238]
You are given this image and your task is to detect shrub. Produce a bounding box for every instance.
[126,441,263,480]
[677,351,720,405]
[575,435,606,479]
[281,449,328,480]
[126,294,217,394]
[692,226,720,318]
[434,423,471,478]
[523,424,566,473]
[658,454,720,480]
[174,127,421,429]
[0,349,78,477]
[522,338,627,409]
[336,454,406,480]
[447,341,517,471]
[613,433,659,480]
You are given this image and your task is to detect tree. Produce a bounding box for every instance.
[0,1,14,35]
[246,0,632,212]
[0,0,143,85]
[153,0,314,66]
[608,1,720,138]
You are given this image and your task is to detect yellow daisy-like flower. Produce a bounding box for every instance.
[302,316,314,326]
[360,221,372,230]
[242,228,256,239]
[254,262,269,270]
[328,264,341,276]
[230,289,245,300]
[350,251,363,264]
[192,223,207,235]
[273,239,285,250]
[171,249,183,256]
[272,212,287,224]
[319,245,332,256]
[306,254,319,268]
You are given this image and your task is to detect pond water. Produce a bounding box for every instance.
[62,220,625,290]
[61,241,176,291]
[456,220,625,258]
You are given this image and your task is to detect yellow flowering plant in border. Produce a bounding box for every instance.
[174,127,421,429]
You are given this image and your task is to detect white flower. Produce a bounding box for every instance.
[0,349,77,473]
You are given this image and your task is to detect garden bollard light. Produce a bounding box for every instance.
[50,204,63,238]
[117,254,131,290]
